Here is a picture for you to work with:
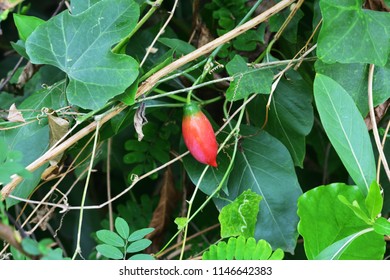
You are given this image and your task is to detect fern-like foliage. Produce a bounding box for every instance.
[202,236,284,260]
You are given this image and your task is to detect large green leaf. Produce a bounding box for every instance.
[317,0,390,66]
[25,0,140,110]
[1,80,68,207]
[298,183,385,259]
[216,126,302,253]
[70,0,101,15]
[226,55,273,101]
[314,74,376,194]
[315,60,390,116]
[248,77,313,167]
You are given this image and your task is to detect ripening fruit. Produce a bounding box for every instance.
[182,103,218,167]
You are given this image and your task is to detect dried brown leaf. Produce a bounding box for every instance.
[365,99,390,130]
[146,167,178,252]
[48,114,69,166]
[134,102,148,141]
[7,103,25,123]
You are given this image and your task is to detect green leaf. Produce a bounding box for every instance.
[127,228,154,242]
[317,0,390,66]
[13,14,45,41]
[0,140,30,185]
[126,239,152,253]
[315,228,374,260]
[123,151,146,164]
[226,55,273,101]
[128,254,155,260]
[314,74,376,194]
[96,230,125,247]
[365,181,383,220]
[158,38,196,56]
[115,217,130,239]
[373,217,390,235]
[298,183,386,259]
[249,77,314,167]
[21,238,40,256]
[202,236,283,260]
[315,61,390,116]
[216,126,302,253]
[174,217,188,230]
[70,0,101,15]
[25,0,140,110]
[269,8,303,44]
[2,80,68,207]
[337,195,371,225]
[219,190,262,238]
[96,244,123,259]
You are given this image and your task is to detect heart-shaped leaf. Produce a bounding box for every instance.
[25,0,140,110]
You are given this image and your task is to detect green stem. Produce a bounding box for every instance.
[152,88,188,103]
[112,0,163,54]
[72,120,101,260]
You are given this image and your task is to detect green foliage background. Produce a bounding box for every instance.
[0,0,389,260]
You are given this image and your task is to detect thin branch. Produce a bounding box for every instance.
[140,0,178,67]
[368,64,390,182]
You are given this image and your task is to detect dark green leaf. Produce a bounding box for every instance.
[249,78,313,167]
[123,151,146,164]
[0,140,30,185]
[216,126,302,253]
[219,190,262,238]
[298,183,385,260]
[317,0,390,66]
[25,0,140,109]
[115,217,130,239]
[2,80,68,207]
[373,217,390,235]
[126,239,152,253]
[226,55,273,101]
[96,230,125,247]
[70,0,101,15]
[315,61,390,116]
[314,74,376,194]
[158,38,196,56]
[269,8,303,43]
[96,244,123,259]
[127,228,154,242]
[13,14,45,41]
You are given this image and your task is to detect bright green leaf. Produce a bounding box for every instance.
[219,189,262,238]
[317,0,390,66]
[96,244,123,259]
[216,126,302,254]
[13,14,45,41]
[126,239,152,253]
[127,228,154,242]
[315,228,375,260]
[226,55,273,101]
[298,183,385,260]
[314,74,376,194]
[337,195,371,225]
[373,217,390,235]
[96,230,125,247]
[269,248,284,260]
[174,217,188,230]
[115,217,130,239]
[365,181,383,220]
[25,0,140,110]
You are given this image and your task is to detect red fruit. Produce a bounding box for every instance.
[182,103,218,167]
